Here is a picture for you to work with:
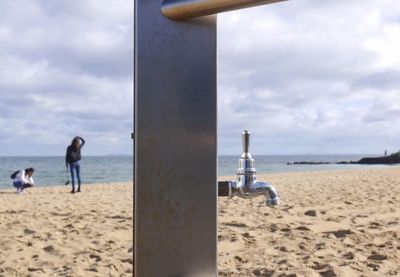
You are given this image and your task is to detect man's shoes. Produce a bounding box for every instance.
[77,188,81,193]
[70,189,75,194]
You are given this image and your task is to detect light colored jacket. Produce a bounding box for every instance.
[14,170,34,185]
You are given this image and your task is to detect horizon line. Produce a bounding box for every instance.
[0,153,382,158]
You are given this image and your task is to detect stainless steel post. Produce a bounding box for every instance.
[134,0,287,276]
[134,1,217,276]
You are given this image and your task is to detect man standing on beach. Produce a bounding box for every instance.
[12,168,35,194]
[65,136,85,194]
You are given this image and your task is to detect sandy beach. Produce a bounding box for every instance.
[0,183,133,277]
[1,168,400,276]
[218,167,400,276]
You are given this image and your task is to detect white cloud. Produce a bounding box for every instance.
[0,0,133,156]
[1,0,399,156]
[218,0,400,155]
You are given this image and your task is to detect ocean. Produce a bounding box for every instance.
[0,154,393,189]
[218,154,389,176]
[0,156,133,189]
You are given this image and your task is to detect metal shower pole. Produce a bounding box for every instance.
[134,0,287,276]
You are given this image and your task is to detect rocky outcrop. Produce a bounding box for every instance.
[357,152,400,164]
[286,161,331,165]
[287,152,400,165]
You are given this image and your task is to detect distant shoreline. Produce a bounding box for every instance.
[287,152,400,166]
[0,181,134,192]
[0,154,134,158]
[0,156,133,189]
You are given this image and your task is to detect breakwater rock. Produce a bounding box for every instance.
[358,152,400,164]
[287,152,400,165]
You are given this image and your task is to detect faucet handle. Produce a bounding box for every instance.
[241,130,252,158]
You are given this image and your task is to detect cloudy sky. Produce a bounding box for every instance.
[0,0,134,156]
[0,1,399,156]
[219,0,400,155]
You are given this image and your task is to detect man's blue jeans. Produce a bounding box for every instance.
[69,161,81,190]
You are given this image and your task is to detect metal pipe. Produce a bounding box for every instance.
[218,181,231,197]
[161,0,288,21]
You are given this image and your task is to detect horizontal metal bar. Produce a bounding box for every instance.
[161,0,287,20]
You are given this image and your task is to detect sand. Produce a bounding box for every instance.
[218,167,400,276]
[1,168,399,276]
[0,183,133,277]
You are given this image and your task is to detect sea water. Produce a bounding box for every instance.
[0,156,133,189]
[218,154,389,176]
[0,154,391,189]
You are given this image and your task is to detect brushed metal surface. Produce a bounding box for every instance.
[161,0,287,20]
[134,0,217,276]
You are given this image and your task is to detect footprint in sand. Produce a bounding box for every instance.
[223,221,248,228]
[315,242,326,250]
[252,268,275,276]
[367,263,380,272]
[88,266,99,272]
[120,258,133,265]
[229,234,238,242]
[27,267,45,273]
[320,269,337,277]
[280,227,291,233]
[234,256,247,264]
[23,228,35,235]
[304,210,317,217]
[310,261,329,271]
[69,229,79,235]
[241,232,256,245]
[217,235,226,241]
[368,222,381,229]
[268,224,278,232]
[323,229,354,239]
[277,259,288,265]
[43,245,57,255]
[367,254,387,261]
[343,252,355,260]
[89,254,102,262]
[295,226,311,232]
[91,240,101,245]
[276,246,290,253]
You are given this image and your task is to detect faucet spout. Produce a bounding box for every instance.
[249,181,280,206]
[230,179,280,206]
[218,179,280,206]
[218,130,280,207]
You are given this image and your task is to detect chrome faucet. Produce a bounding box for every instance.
[218,130,280,206]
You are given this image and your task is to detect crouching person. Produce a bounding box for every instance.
[11,168,35,194]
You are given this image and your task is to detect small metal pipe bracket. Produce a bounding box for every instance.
[161,0,287,21]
